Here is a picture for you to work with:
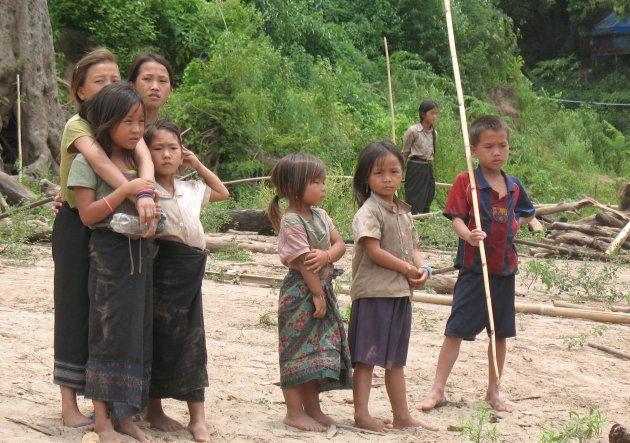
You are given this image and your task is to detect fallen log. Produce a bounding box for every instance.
[0,171,37,205]
[528,217,544,233]
[515,238,630,262]
[207,209,274,234]
[582,195,629,222]
[553,231,609,251]
[609,423,630,443]
[411,293,630,324]
[534,199,591,216]
[620,182,630,211]
[611,306,630,313]
[596,212,626,229]
[0,196,54,221]
[553,300,604,311]
[204,234,276,254]
[587,342,630,360]
[550,221,619,238]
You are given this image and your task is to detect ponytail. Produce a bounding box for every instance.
[267,195,283,232]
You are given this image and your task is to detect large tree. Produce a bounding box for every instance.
[0,0,64,180]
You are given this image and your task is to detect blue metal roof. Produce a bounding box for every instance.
[592,13,630,36]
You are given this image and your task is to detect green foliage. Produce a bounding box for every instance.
[522,259,628,305]
[414,215,459,250]
[458,403,500,443]
[258,312,277,327]
[540,407,606,443]
[530,56,581,81]
[0,206,52,262]
[341,304,352,323]
[561,325,607,350]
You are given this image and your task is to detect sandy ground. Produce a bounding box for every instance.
[0,238,628,443]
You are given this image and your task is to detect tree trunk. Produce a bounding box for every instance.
[0,0,64,177]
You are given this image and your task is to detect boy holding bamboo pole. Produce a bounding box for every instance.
[417,116,535,412]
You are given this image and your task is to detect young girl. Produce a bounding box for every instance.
[128,53,174,125]
[52,48,155,429]
[143,119,229,442]
[402,99,439,214]
[68,83,155,443]
[350,140,435,433]
[268,153,352,432]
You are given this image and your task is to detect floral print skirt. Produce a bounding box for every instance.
[278,269,352,391]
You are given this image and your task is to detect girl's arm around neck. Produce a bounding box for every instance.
[184,148,229,202]
[134,138,155,181]
[74,178,150,226]
[73,136,131,189]
[362,237,419,279]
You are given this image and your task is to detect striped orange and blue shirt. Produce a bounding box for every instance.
[444,168,535,276]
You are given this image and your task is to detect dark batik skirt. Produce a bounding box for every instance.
[52,203,92,391]
[278,269,352,391]
[404,161,435,214]
[348,296,412,369]
[150,240,208,402]
[84,229,152,420]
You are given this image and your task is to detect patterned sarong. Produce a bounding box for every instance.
[278,269,352,391]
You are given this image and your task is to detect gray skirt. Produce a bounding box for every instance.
[348,297,412,369]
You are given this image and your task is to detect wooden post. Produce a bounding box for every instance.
[17,74,23,181]
[384,37,396,143]
[442,0,500,381]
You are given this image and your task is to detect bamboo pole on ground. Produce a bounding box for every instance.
[384,37,396,143]
[16,74,23,181]
[442,0,500,381]
[412,293,630,324]
[606,219,630,255]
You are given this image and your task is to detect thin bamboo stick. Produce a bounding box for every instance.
[442,0,499,381]
[16,74,23,181]
[384,37,396,143]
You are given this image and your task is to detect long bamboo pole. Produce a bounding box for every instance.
[17,74,23,181]
[384,37,396,143]
[442,0,500,381]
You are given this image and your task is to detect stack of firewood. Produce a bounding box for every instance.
[518,184,630,261]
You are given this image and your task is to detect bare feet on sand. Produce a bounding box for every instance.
[416,391,448,411]
[305,409,336,426]
[393,416,439,431]
[96,429,128,443]
[354,415,393,433]
[283,411,326,432]
[187,419,210,442]
[485,394,513,412]
[118,419,153,442]
[145,410,184,432]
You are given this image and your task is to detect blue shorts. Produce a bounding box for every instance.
[445,268,516,341]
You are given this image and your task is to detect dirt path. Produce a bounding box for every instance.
[0,241,628,442]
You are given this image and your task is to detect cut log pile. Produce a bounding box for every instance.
[521,185,630,261]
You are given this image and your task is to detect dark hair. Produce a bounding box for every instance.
[127,52,174,88]
[469,115,510,146]
[419,99,438,122]
[353,140,404,207]
[79,83,144,168]
[267,153,326,231]
[144,118,182,147]
[70,48,118,105]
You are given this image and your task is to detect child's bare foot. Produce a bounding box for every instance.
[485,394,513,412]
[62,409,94,430]
[416,391,447,411]
[393,415,439,431]
[283,411,326,432]
[133,415,151,429]
[145,409,183,432]
[354,414,392,433]
[96,429,128,443]
[117,418,153,442]
[187,419,210,442]
[305,409,336,426]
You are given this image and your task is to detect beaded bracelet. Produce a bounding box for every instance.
[420,265,433,279]
[102,196,114,213]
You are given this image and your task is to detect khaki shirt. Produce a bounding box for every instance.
[351,194,419,301]
[402,122,436,161]
[153,179,211,250]
[59,114,93,208]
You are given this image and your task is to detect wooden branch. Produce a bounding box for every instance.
[596,212,626,228]
[412,211,441,219]
[0,197,54,221]
[550,221,619,238]
[384,37,396,143]
[581,195,630,221]
[412,293,630,324]
[4,416,54,436]
[528,217,544,233]
[553,231,609,251]
[611,306,630,313]
[534,199,591,216]
[515,238,630,262]
[606,220,630,255]
[0,171,37,205]
[553,300,604,311]
[587,342,630,360]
